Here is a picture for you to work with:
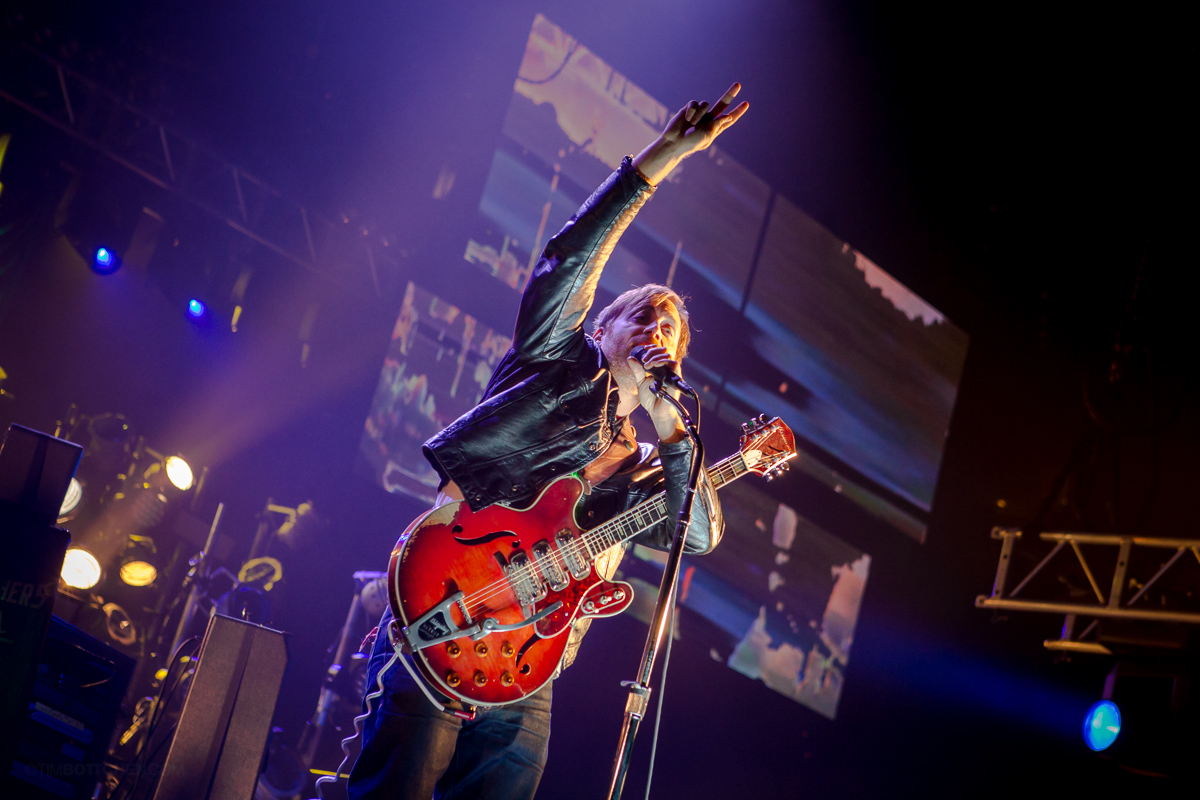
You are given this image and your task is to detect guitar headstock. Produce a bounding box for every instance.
[739,415,798,481]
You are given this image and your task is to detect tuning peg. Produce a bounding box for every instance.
[779,463,790,473]
[757,414,767,424]
[741,422,751,433]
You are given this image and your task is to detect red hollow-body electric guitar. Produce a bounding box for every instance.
[386,416,796,707]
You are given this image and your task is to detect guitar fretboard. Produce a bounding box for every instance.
[581,451,752,559]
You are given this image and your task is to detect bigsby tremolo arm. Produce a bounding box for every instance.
[403,592,563,651]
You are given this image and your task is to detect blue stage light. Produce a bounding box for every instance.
[1083,700,1121,751]
[93,246,121,274]
[187,299,207,319]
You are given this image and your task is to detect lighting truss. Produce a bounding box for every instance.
[976,528,1200,655]
[0,43,398,300]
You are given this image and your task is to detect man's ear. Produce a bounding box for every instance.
[593,326,605,344]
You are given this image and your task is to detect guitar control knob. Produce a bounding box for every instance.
[502,642,515,657]
[584,601,595,613]
[446,642,461,657]
[446,671,461,687]
[475,642,489,656]
[473,671,488,686]
[500,671,515,687]
[613,589,625,601]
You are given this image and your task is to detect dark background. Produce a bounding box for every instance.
[1,2,1195,797]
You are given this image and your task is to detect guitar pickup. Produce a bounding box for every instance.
[531,540,569,591]
[505,550,546,605]
[555,531,592,580]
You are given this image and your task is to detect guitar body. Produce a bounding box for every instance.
[387,475,633,706]
[386,415,796,708]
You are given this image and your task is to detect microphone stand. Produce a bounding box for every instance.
[606,383,703,800]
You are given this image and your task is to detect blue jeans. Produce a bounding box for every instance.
[347,612,552,800]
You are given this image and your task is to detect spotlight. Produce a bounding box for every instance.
[92,246,121,274]
[103,602,137,646]
[187,298,207,319]
[1083,700,1121,751]
[134,450,198,502]
[61,547,102,590]
[58,477,83,520]
[118,536,158,587]
[164,455,194,491]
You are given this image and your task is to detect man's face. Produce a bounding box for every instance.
[596,301,683,366]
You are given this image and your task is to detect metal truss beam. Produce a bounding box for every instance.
[976,527,1200,655]
[0,43,396,300]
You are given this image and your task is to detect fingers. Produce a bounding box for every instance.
[696,84,747,139]
[626,355,648,382]
[628,346,678,379]
[717,100,750,130]
[632,344,674,366]
[708,82,741,119]
[670,84,742,135]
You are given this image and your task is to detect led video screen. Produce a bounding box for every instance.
[358,13,965,716]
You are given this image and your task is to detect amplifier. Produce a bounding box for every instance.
[7,615,134,799]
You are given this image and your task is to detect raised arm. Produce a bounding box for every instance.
[510,84,749,361]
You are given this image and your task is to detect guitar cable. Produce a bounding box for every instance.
[314,619,477,799]
[314,626,400,800]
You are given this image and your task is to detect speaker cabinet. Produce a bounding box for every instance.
[152,614,288,800]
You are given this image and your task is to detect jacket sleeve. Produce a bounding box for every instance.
[632,438,724,555]
[510,157,654,360]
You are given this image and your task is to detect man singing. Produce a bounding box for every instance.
[348,83,748,800]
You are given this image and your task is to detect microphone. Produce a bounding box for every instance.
[629,346,695,395]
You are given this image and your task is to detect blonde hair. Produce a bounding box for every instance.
[593,284,691,360]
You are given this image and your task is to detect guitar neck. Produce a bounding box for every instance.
[582,450,753,559]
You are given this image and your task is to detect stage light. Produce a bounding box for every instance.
[58,477,83,519]
[1083,699,1122,751]
[164,455,194,491]
[92,246,121,274]
[187,298,207,319]
[103,602,137,646]
[118,536,158,587]
[61,547,102,590]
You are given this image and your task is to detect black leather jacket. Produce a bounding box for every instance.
[421,158,724,669]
